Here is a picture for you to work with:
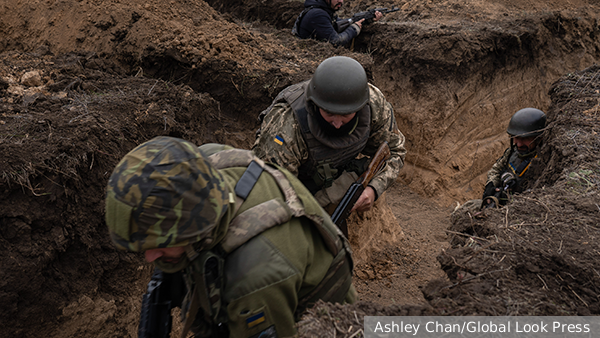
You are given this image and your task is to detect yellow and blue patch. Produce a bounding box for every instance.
[274,135,284,146]
[246,312,266,328]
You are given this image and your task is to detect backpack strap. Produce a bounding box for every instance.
[207,149,300,253]
[234,160,264,199]
[220,198,292,253]
[291,6,315,36]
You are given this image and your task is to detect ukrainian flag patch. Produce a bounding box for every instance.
[274,135,284,146]
[246,312,266,328]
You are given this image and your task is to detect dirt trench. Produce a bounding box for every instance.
[1,0,600,337]
[205,0,600,207]
[3,0,598,204]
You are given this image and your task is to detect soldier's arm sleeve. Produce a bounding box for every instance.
[252,104,307,176]
[198,143,234,157]
[362,85,406,198]
[485,148,511,187]
[328,25,360,47]
[304,10,360,47]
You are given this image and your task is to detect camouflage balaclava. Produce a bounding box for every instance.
[105,136,230,256]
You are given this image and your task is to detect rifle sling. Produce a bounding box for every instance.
[179,280,202,338]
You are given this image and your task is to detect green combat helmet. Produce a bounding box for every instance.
[507,108,547,137]
[306,56,369,115]
[105,136,230,252]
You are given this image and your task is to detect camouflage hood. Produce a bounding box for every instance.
[105,136,231,252]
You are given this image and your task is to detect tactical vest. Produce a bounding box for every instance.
[273,81,371,193]
[506,149,538,193]
[179,147,354,338]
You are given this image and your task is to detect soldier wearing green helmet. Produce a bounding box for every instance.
[454,108,547,214]
[253,56,406,214]
[105,136,356,338]
[481,107,547,207]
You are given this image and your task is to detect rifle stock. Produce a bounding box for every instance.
[331,142,391,237]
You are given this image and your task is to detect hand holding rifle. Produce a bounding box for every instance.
[334,7,400,33]
[482,172,517,209]
[353,10,383,30]
[331,142,391,237]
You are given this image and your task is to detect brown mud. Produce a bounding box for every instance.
[1,0,600,337]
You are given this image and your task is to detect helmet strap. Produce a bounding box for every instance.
[185,244,199,261]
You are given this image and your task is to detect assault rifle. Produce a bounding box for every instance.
[334,7,400,33]
[138,268,186,338]
[482,172,517,209]
[331,142,391,237]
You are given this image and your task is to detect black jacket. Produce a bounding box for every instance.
[294,0,359,47]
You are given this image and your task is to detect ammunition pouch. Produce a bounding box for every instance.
[180,250,228,338]
[311,162,339,189]
[343,157,370,176]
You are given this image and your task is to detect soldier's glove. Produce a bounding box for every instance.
[481,182,497,199]
[343,157,370,176]
[501,172,517,191]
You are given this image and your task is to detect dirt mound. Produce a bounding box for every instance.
[1,0,600,337]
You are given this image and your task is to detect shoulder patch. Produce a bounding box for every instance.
[274,135,284,146]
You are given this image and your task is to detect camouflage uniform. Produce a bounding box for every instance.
[253,81,406,208]
[105,137,356,338]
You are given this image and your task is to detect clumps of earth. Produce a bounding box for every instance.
[1,0,600,337]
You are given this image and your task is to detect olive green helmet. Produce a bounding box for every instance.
[105,136,229,252]
[507,108,547,137]
[306,56,369,115]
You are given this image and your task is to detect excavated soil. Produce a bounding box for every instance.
[1,0,600,337]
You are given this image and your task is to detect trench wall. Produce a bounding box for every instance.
[363,14,600,206]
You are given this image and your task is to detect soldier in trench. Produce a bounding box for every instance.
[291,0,383,47]
[104,136,356,338]
[456,107,547,214]
[253,56,406,213]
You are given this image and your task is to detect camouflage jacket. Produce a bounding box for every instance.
[180,144,355,338]
[252,82,406,200]
[486,146,539,193]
